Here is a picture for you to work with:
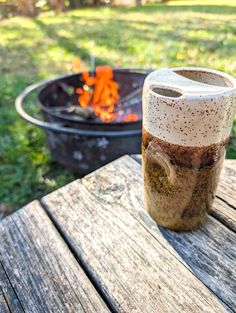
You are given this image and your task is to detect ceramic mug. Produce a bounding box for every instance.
[142,67,236,231]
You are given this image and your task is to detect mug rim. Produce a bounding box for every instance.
[147,67,236,100]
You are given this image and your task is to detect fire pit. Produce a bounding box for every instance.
[16,68,149,175]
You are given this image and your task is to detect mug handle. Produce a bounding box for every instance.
[146,142,176,185]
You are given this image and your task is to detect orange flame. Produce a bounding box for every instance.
[75,65,139,123]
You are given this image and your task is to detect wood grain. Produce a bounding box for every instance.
[42,155,235,313]
[0,201,109,313]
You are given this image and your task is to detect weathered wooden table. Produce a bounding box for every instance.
[0,155,236,313]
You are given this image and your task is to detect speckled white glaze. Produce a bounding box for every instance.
[143,67,236,147]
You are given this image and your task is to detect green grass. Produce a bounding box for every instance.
[1,0,236,210]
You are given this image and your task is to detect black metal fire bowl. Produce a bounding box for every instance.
[16,68,150,175]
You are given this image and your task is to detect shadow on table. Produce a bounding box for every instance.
[138,208,234,311]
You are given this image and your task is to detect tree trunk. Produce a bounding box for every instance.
[16,0,35,16]
[48,0,65,12]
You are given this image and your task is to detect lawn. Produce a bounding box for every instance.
[1,0,236,211]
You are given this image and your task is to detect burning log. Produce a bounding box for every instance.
[51,82,95,119]
[67,106,95,119]
[49,105,95,119]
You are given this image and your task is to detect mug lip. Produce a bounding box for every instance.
[147,67,236,100]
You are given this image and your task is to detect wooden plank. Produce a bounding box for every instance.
[0,201,110,313]
[42,155,235,313]
[210,197,236,232]
[131,155,236,230]
[217,160,236,208]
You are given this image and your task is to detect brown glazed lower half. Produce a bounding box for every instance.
[142,128,228,231]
